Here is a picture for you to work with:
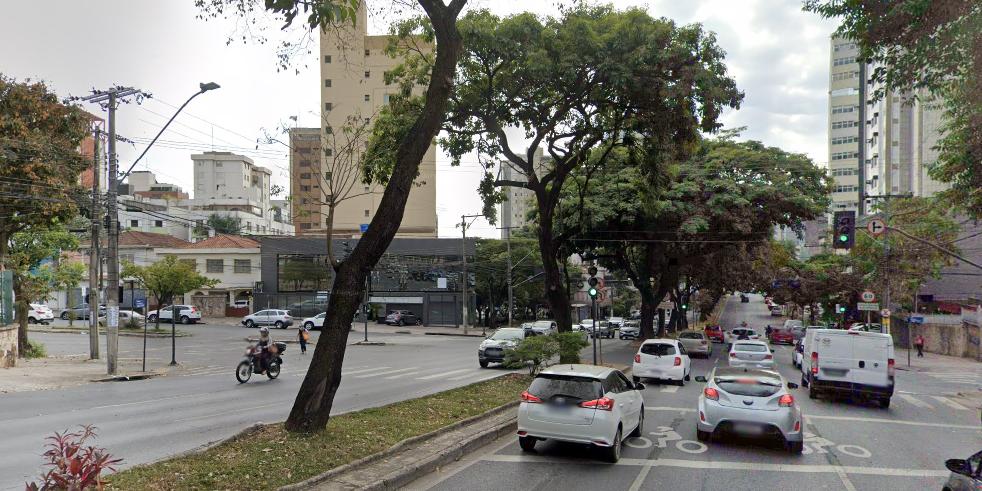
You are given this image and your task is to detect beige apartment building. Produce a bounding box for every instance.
[827,36,864,213]
[499,147,553,237]
[304,5,437,238]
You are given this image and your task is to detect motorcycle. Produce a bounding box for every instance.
[236,341,287,383]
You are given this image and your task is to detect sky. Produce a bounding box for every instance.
[0,0,839,239]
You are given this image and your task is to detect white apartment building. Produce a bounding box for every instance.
[827,36,863,213]
[500,148,552,237]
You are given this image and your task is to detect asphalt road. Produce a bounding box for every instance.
[1,324,527,490]
[415,294,982,491]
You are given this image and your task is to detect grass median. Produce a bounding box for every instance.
[107,373,530,490]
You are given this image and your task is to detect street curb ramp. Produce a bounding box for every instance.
[278,401,519,491]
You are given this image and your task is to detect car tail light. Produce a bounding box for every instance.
[191,307,198,313]
[811,352,819,374]
[794,420,801,432]
[729,352,737,357]
[703,388,719,401]
[778,394,795,407]
[673,356,681,366]
[520,391,542,403]
[517,431,527,436]
[580,397,614,411]
[699,411,705,422]
[634,354,641,363]
[764,354,773,359]
[887,358,895,377]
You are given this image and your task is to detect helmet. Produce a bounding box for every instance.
[259,327,269,335]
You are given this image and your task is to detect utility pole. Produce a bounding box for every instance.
[506,228,513,327]
[88,127,101,360]
[460,214,483,334]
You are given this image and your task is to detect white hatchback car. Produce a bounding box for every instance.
[517,364,645,463]
[728,340,775,369]
[302,312,326,330]
[632,339,691,386]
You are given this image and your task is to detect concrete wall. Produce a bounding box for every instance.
[0,326,17,367]
[894,317,981,359]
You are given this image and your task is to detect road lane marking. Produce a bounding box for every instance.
[897,393,933,409]
[480,454,950,477]
[341,366,392,375]
[385,371,420,379]
[417,369,471,380]
[91,392,203,409]
[931,396,969,410]
[627,462,653,491]
[173,402,281,423]
[645,406,978,429]
[354,367,418,379]
[659,386,679,394]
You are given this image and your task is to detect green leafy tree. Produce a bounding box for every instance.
[122,256,219,329]
[441,6,743,333]
[4,227,78,355]
[504,335,559,376]
[0,75,90,269]
[206,214,242,235]
[52,259,87,327]
[473,238,544,327]
[804,1,982,217]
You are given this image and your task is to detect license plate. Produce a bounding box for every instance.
[733,423,764,435]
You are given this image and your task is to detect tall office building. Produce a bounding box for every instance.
[827,36,864,213]
[288,127,322,235]
[313,3,437,237]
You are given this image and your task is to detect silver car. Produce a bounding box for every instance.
[729,340,775,369]
[677,330,712,358]
[695,367,803,453]
[619,320,640,339]
[945,450,982,491]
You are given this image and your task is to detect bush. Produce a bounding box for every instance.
[553,331,589,364]
[27,425,122,491]
[504,335,559,375]
[23,340,47,359]
[124,317,141,329]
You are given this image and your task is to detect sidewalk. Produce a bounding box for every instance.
[0,355,170,394]
[893,347,982,373]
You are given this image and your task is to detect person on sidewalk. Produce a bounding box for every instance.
[298,326,309,354]
[914,334,925,358]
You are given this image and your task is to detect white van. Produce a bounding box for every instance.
[800,329,894,408]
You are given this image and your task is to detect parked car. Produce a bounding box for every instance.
[768,328,795,345]
[147,305,201,324]
[28,303,54,324]
[117,310,145,324]
[517,364,645,462]
[60,303,105,320]
[770,305,783,317]
[525,320,558,336]
[241,309,293,329]
[782,319,803,331]
[302,312,326,330]
[384,310,422,326]
[478,327,528,367]
[606,316,624,329]
[619,320,640,339]
[800,328,894,408]
[728,340,775,369]
[632,339,691,386]
[677,330,712,358]
[944,450,982,491]
[695,367,803,453]
[587,320,613,339]
[704,325,725,343]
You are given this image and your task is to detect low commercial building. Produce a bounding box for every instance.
[158,234,261,317]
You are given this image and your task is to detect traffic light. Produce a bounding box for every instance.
[833,211,856,249]
[836,304,846,314]
[681,303,688,310]
[587,265,599,300]
[588,287,598,298]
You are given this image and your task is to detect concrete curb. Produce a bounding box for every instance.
[278,401,519,491]
[424,331,486,338]
[29,327,191,338]
[91,372,161,382]
[353,341,386,346]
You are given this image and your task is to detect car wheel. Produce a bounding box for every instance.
[28,317,36,324]
[696,429,711,442]
[630,410,644,437]
[397,319,405,327]
[878,397,891,409]
[181,315,191,325]
[632,376,640,384]
[245,319,255,328]
[148,314,157,322]
[479,360,489,368]
[305,321,314,330]
[60,311,68,320]
[676,377,685,387]
[274,321,284,329]
[684,372,691,382]
[519,436,537,452]
[808,384,818,400]
[785,440,803,454]
[600,427,622,463]
[415,319,423,326]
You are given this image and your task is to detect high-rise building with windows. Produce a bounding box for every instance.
[827,36,864,213]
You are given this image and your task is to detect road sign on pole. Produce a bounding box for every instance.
[861,291,876,302]
[857,302,879,311]
[867,218,886,237]
[909,315,924,324]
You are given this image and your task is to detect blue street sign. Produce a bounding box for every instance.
[135,298,146,308]
[909,315,924,324]
[360,224,369,233]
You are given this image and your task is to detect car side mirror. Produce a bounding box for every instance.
[946,459,971,476]
[695,376,707,383]
[787,382,799,389]
[634,383,645,391]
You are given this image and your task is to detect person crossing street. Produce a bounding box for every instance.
[298,325,310,354]
[914,333,925,358]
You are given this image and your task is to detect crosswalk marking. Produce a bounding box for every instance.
[897,393,933,409]
[931,395,969,410]
[660,386,679,393]
[417,368,471,380]
[354,367,418,379]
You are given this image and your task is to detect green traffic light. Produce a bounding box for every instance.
[588,288,598,297]
[839,234,848,242]
[682,304,688,310]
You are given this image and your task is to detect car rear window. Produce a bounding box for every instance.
[679,332,703,339]
[715,376,782,397]
[528,375,603,402]
[734,343,767,352]
[641,343,676,356]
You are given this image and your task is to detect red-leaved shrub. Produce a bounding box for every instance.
[26,425,122,490]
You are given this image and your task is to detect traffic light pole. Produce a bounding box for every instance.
[591,296,597,365]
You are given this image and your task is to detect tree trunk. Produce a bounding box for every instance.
[535,208,572,336]
[285,0,464,434]
[12,280,28,357]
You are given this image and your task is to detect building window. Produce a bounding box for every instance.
[129,219,139,227]
[364,94,370,102]
[364,49,370,56]
[832,71,859,81]
[324,148,333,157]
[830,168,857,176]
[831,120,858,129]
[325,79,332,87]
[364,209,370,217]
[206,259,224,273]
[383,94,391,104]
[831,105,858,114]
[831,136,859,145]
[324,55,331,63]
[301,185,311,192]
[833,56,857,66]
[300,222,312,230]
[324,102,332,111]
[834,185,859,193]
[833,42,857,52]
[120,253,135,264]
[299,173,311,179]
[154,220,164,227]
[831,151,859,161]
[364,71,370,78]
[364,185,370,192]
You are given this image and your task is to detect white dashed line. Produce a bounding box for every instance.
[897,393,933,409]
[931,395,969,410]
[417,369,471,380]
[354,367,418,379]
[659,386,679,393]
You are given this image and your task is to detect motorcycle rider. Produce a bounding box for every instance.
[256,327,273,374]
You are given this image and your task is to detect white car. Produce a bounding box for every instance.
[632,339,691,386]
[479,327,528,367]
[801,328,894,408]
[28,303,54,324]
[302,312,326,330]
[726,327,761,346]
[147,305,202,324]
[607,316,624,329]
[241,309,293,329]
[728,340,775,369]
[517,364,645,463]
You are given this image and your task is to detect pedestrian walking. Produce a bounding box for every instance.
[298,326,310,354]
[914,333,925,358]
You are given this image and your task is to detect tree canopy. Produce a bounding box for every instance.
[123,256,219,328]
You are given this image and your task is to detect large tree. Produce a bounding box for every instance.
[441,6,742,333]
[0,75,90,271]
[472,238,544,327]
[804,1,982,217]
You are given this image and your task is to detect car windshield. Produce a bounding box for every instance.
[732,329,746,335]
[533,321,553,327]
[528,375,602,402]
[734,343,767,352]
[679,332,703,339]
[490,330,524,341]
[715,375,782,397]
[641,343,676,356]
